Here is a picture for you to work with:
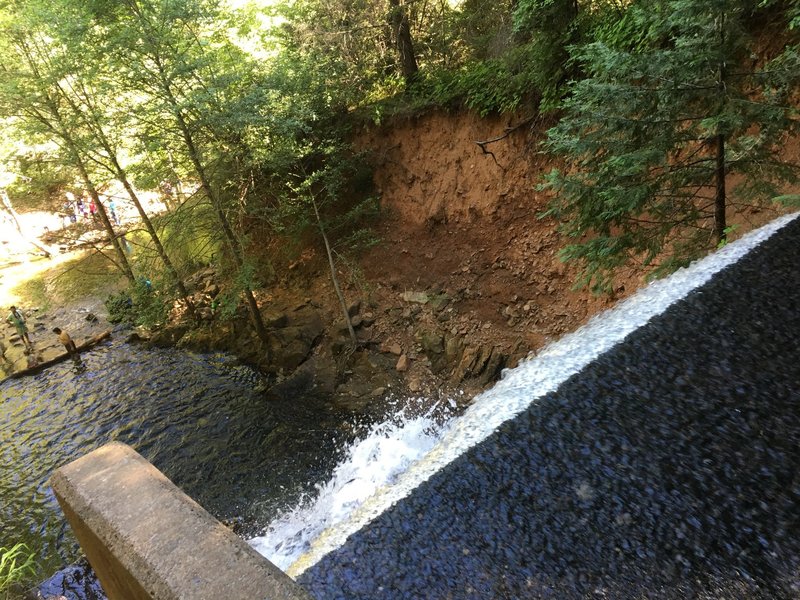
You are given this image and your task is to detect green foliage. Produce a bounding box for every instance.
[1,0,797,309]
[0,542,37,598]
[105,277,170,327]
[416,45,541,116]
[543,0,800,293]
[212,259,263,319]
[453,0,516,60]
[774,193,800,206]
[135,202,221,275]
[0,142,74,212]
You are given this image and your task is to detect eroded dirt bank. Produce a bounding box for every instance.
[162,109,790,410]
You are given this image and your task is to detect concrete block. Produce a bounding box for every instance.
[51,442,312,600]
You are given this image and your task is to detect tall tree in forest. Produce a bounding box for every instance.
[0,21,136,283]
[388,0,418,86]
[94,0,269,342]
[1,0,198,315]
[543,0,800,292]
[54,67,197,317]
[512,0,582,108]
[271,0,460,101]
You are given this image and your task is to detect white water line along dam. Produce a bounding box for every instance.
[47,212,800,599]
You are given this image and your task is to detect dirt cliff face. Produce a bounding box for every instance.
[353,111,627,375]
[359,111,545,225]
[214,109,790,408]
[341,109,789,399]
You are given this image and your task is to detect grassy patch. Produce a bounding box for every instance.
[0,542,37,599]
[2,250,128,310]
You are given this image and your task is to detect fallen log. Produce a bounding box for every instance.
[3,329,112,381]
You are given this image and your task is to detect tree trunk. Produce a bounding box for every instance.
[63,80,194,315]
[713,11,727,245]
[73,157,136,283]
[311,195,357,349]
[714,133,727,244]
[388,0,419,87]
[159,70,269,344]
[111,157,197,319]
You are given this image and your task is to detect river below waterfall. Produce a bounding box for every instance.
[0,334,455,588]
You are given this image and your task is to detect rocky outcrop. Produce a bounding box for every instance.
[143,258,522,409]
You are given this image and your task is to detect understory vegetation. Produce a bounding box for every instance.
[0,0,797,315]
[0,543,37,599]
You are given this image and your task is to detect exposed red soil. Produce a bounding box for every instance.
[270,109,794,400]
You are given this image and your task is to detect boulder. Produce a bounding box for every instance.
[265,310,324,372]
[263,312,289,329]
[401,291,429,304]
[444,335,464,363]
[176,323,235,353]
[265,356,338,401]
[478,347,506,386]
[451,344,490,384]
[380,340,403,356]
[149,324,189,348]
[347,299,362,317]
[396,354,409,372]
[450,343,507,386]
[415,329,444,355]
[428,293,451,311]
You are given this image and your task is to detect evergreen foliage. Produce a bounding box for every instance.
[543,0,800,292]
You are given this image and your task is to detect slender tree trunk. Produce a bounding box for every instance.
[714,133,727,243]
[388,0,419,87]
[74,157,136,283]
[110,157,197,319]
[61,81,196,317]
[311,196,357,349]
[22,69,135,282]
[714,11,727,245]
[159,71,269,344]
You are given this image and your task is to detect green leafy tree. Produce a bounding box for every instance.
[16,0,198,316]
[0,7,136,282]
[270,143,378,351]
[91,0,270,341]
[543,0,800,292]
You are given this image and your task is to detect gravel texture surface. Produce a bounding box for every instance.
[299,218,800,599]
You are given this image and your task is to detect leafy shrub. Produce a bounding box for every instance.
[105,277,170,328]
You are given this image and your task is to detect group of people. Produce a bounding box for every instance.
[61,192,120,227]
[5,306,78,358]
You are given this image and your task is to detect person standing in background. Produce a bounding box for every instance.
[6,306,32,350]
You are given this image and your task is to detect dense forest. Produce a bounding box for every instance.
[0,0,798,331]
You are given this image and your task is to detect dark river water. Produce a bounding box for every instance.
[0,336,362,580]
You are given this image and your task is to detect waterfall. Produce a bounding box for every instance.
[250,212,799,578]
[248,399,458,570]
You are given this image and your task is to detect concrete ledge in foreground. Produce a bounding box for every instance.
[51,441,312,600]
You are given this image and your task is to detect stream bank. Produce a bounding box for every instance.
[137,109,794,413]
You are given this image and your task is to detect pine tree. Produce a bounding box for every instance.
[543,0,800,292]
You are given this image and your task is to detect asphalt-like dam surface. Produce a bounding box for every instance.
[299,216,800,599]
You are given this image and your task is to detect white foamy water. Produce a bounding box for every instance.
[249,401,457,570]
[253,213,799,577]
